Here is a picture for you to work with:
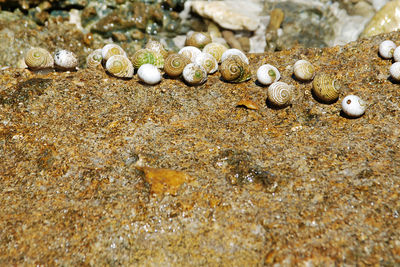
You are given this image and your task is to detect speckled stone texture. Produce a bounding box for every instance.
[1,32,400,266]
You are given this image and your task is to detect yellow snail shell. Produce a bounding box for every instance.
[145,40,168,59]
[221,48,249,65]
[185,31,212,49]
[54,50,78,71]
[312,74,339,103]
[105,55,134,78]
[101,43,127,62]
[219,55,251,83]
[86,49,103,69]
[182,63,207,85]
[24,47,54,70]
[163,53,191,78]
[293,59,315,81]
[267,82,292,107]
[203,42,228,63]
[178,46,202,62]
[194,52,218,74]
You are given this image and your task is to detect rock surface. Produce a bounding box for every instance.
[1,32,400,265]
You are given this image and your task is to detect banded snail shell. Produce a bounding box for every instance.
[341,95,366,117]
[178,46,202,62]
[267,82,292,107]
[379,40,396,59]
[131,49,164,69]
[145,40,168,59]
[54,50,78,71]
[194,52,218,74]
[221,48,249,64]
[163,53,191,78]
[182,63,207,85]
[293,59,315,81]
[86,49,103,69]
[220,55,251,83]
[257,64,280,85]
[105,55,134,78]
[24,47,54,70]
[101,44,127,62]
[185,31,212,49]
[137,64,162,85]
[203,42,228,63]
[312,74,339,103]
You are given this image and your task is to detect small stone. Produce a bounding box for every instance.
[112,32,127,42]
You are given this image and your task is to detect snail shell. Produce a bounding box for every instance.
[312,74,339,103]
[131,49,164,69]
[220,55,251,83]
[24,47,54,70]
[194,52,218,74]
[379,40,396,59]
[86,49,103,69]
[221,48,249,64]
[389,62,400,81]
[256,64,280,85]
[267,82,292,107]
[105,55,134,78]
[293,59,315,81]
[341,95,366,117]
[137,64,162,85]
[54,50,78,71]
[163,53,191,78]
[101,44,127,62]
[178,46,202,62]
[393,46,400,62]
[203,42,228,63]
[145,40,168,59]
[182,63,207,85]
[185,31,212,49]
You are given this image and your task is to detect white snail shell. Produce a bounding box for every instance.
[24,47,54,70]
[203,42,228,63]
[86,49,103,68]
[178,46,202,62]
[194,52,218,74]
[102,43,127,62]
[221,48,249,64]
[267,82,292,107]
[341,95,366,117]
[256,64,280,85]
[137,64,162,85]
[389,62,400,81]
[394,46,400,62]
[54,50,78,71]
[105,55,134,78]
[182,63,207,85]
[379,40,396,59]
[293,59,315,81]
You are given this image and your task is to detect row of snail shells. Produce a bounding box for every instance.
[131,49,164,69]
[105,55,134,78]
[102,43,127,62]
[182,63,207,85]
[54,50,78,71]
[185,31,212,49]
[87,49,103,69]
[267,82,292,107]
[163,53,191,78]
[138,64,161,85]
[312,74,339,103]
[194,52,218,74]
[257,64,280,85]
[25,47,54,70]
[179,46,201,62]
[293,59,315,81]
[203,42,228,63]
[379,40,400,81]
[220,55,251,83]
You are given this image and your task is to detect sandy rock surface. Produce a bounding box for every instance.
[1,32,400,265]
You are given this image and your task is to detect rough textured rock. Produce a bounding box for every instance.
[1,32,400,265]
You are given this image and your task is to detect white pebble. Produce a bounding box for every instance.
[137,64,161,85]
[341,95,366,118]
[379,40,396,59]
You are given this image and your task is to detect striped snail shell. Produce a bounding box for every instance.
[267,82,292,107]
[24,47,54,70]
[182,63,207,85]
[312,74,339,103]
[105,55,134,78]
[137,64,162,85]
[221,48,249,65]
[194,52,218,74]
[341,95,366,118]
[131,49,164,69]
[163,53,191,78]
[86,49,103,69]
[256,64,280,85]
[203,42,228,63]
[220,55,251,83]
[101,43,127,62]
[378,40,396,59]
[54,50,78,71]
[185,31,212,49]
[178,46,202,62]
[293,59,315,81]
[389,62,400,81]
[145,40,168,59]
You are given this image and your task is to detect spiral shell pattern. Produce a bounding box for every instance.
[105,55,134,78]
[185,31,212,49]
[312,74,339,103]
[182,63,207,85]
[102,44,126,62]
[145,40,168,59]
[267,82,292,107]
[86,49,103,68]
[54,50,78,71]
[220,55,251,83]
[293,59,315,81]
[194,52,218,74]
[203,42,228,63]
[24,47,54,70]
[178,46,202,62]
[164,53,191,77]
[221,48,249,65]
